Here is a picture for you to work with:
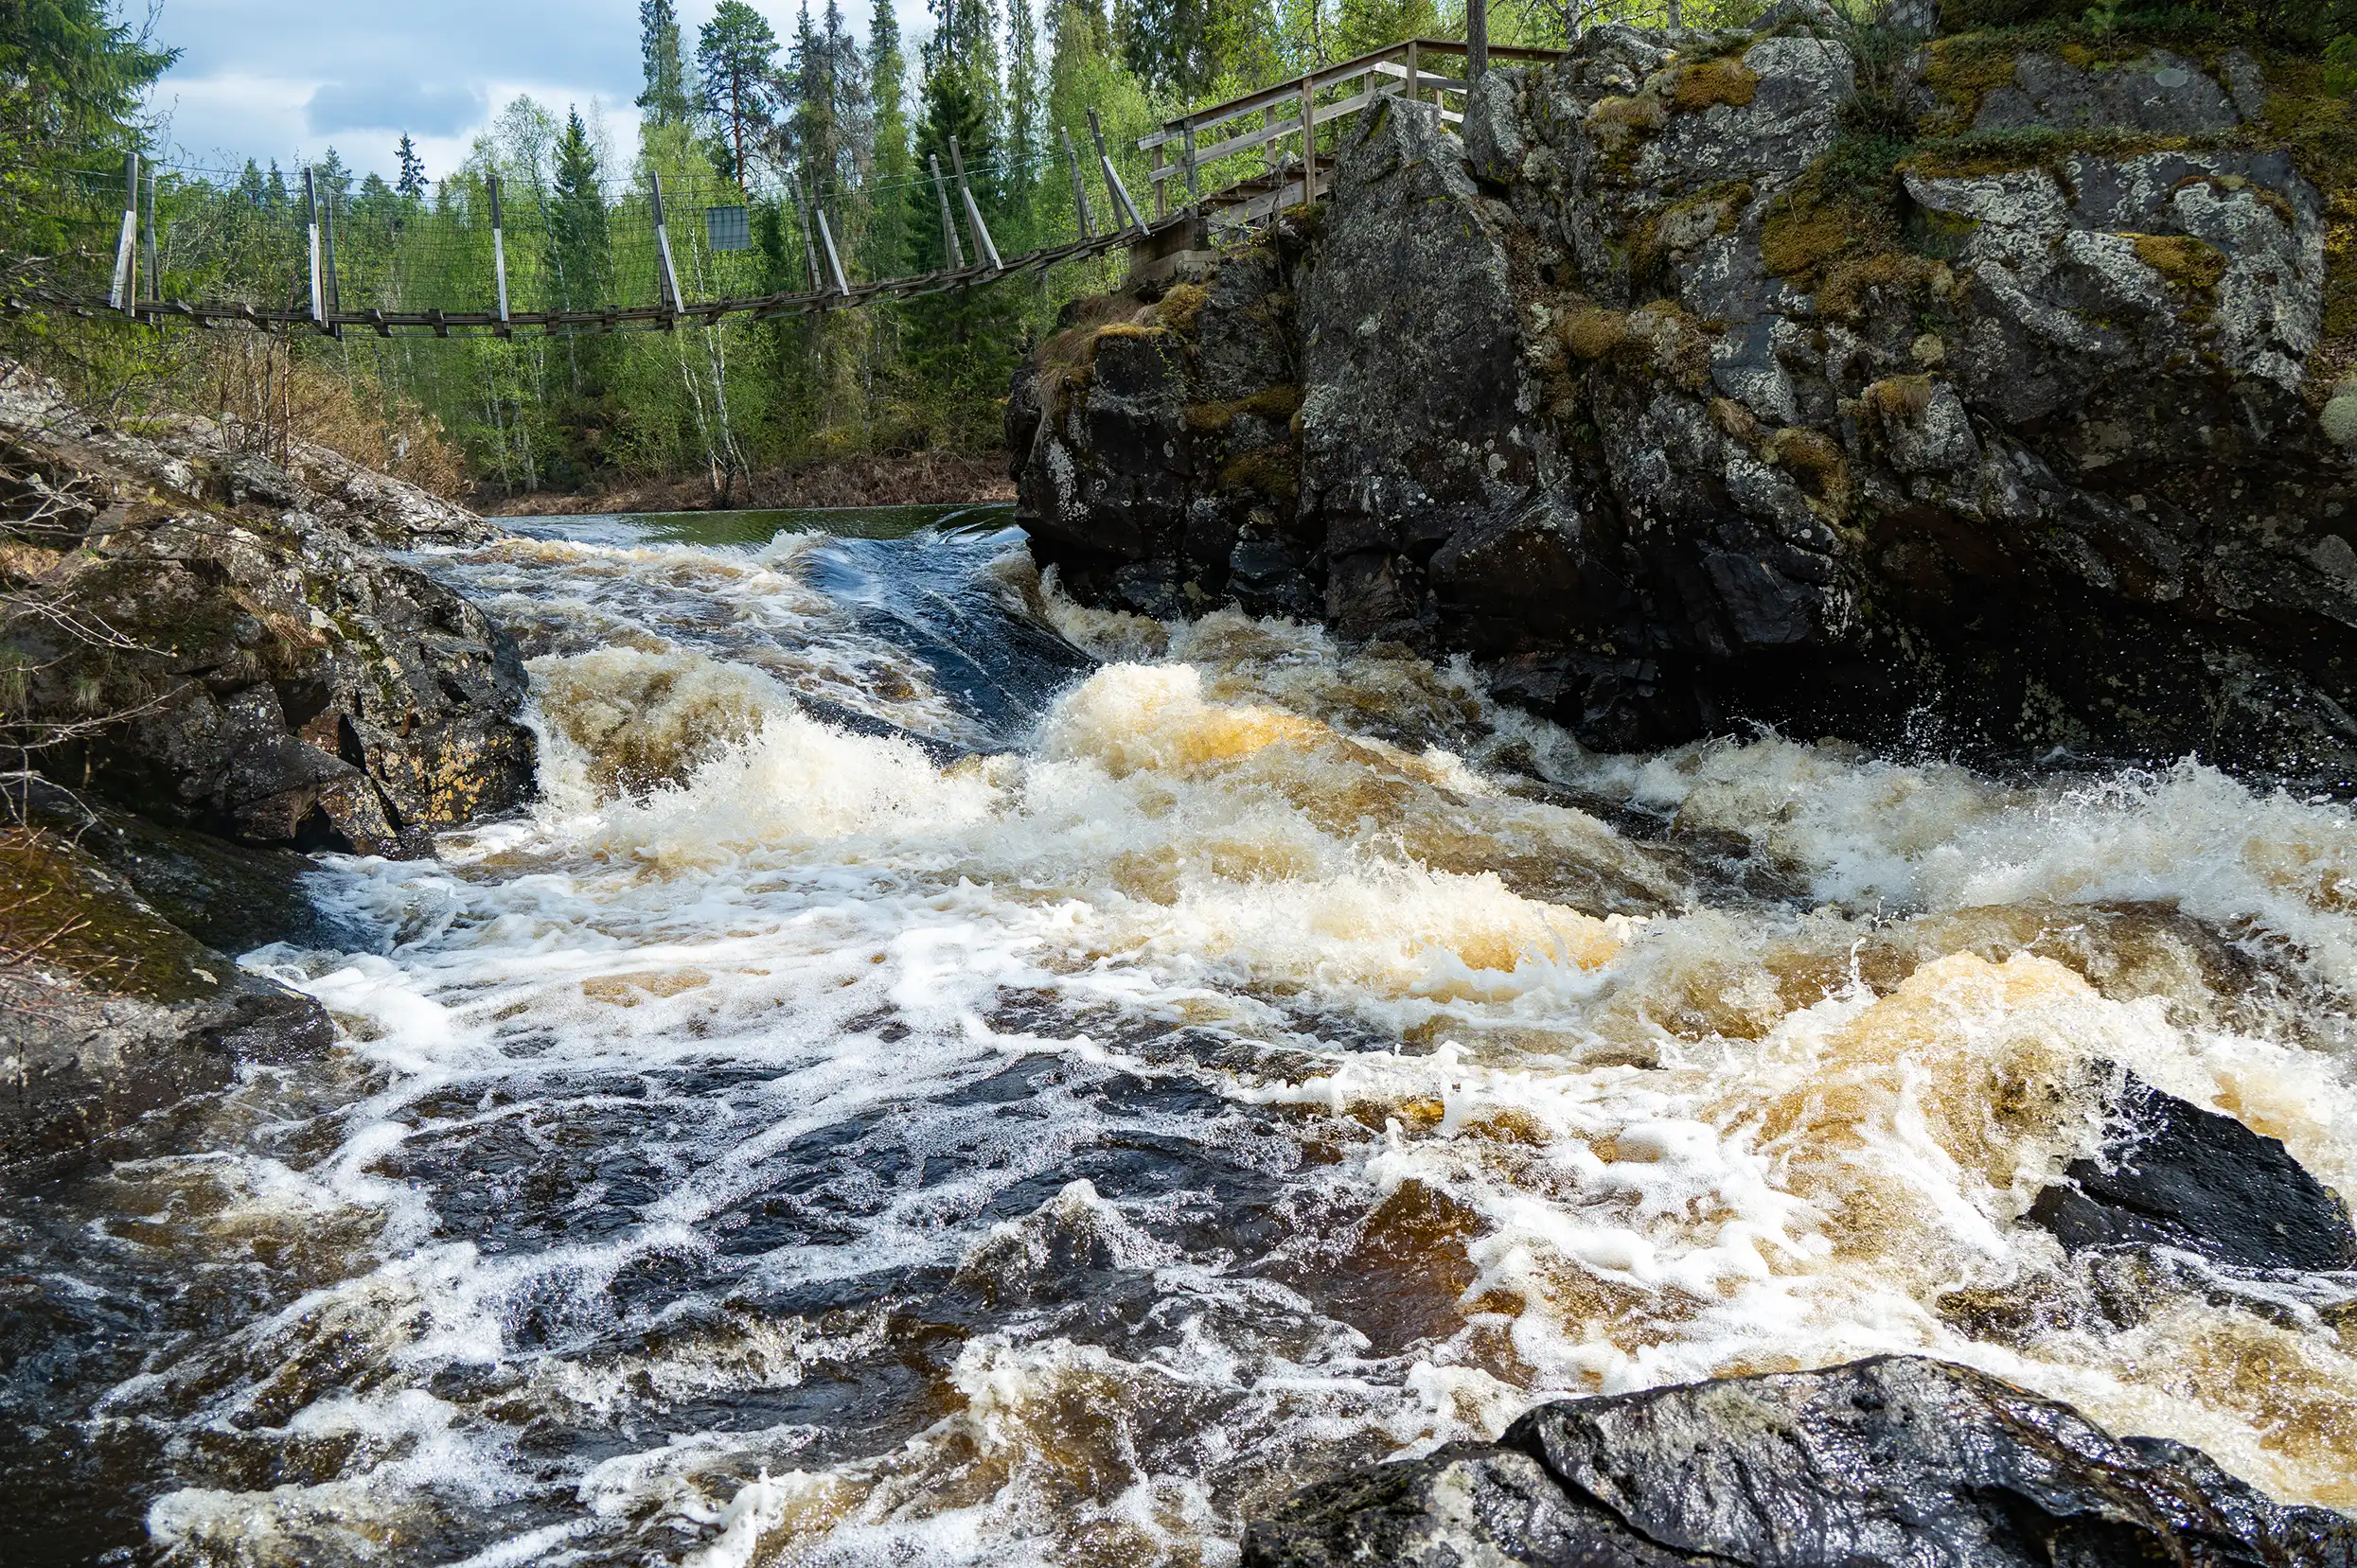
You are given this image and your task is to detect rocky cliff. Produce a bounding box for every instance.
[0,364,534,857]
[1010,11,2357,777]
[0,362,537,1166]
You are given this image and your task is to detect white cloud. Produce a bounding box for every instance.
[142,0,942,181]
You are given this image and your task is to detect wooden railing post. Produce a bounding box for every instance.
[1405,39,1420,106]
[487,171,511,336]
[815,205,850,296]
[303,166,327,330]
[949,134,1003,271]
[1299,75,1317,204]
[1089,108,1145,232]
[793,176,820,292]
[649,171,683,326]
[1183,122,1199,204]
[110,150,138,316]
[1062,125,1094,238]
[1151,139,1166,220]
[141,163,157,308]
[929,153,966,270]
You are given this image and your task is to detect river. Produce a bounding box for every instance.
[7,505,2356,1565]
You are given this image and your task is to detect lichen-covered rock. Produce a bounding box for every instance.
[1244,1356,2357,1568]
[0,362,534,855]
[1015,21,2357,782]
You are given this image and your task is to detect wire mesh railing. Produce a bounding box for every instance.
[0,135,1151,336]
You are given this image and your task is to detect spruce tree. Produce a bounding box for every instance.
[864,0,913,276]
[395,133,428,199]
[1004,0,1040,238]
[637,0,692,127]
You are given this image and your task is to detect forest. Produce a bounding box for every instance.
[2,0,1749,503]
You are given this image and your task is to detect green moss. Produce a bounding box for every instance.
[2131,231,2229,289]
[1155,282,1209,335]
[0,828,222,1004]
[1673,58,1761,113]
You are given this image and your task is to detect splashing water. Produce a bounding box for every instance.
[8,505,2357,1567]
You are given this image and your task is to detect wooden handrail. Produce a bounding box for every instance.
[1139,36,1568,149]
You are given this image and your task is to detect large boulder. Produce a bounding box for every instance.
[1244,1356,2356,1568]
[1014,23,2357,780]
[0,363,533,855]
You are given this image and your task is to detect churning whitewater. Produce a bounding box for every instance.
[34,511,2357,1565]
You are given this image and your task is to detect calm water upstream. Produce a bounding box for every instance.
[7,504,2357,1565]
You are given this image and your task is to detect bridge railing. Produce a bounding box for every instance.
[1139,37,1569,228]
[0,37,1580,335]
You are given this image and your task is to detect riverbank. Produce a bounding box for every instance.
[479,449,1013,517]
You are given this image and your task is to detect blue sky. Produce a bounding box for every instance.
[140,0,928,182]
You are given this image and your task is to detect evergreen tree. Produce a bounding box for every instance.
[863,0,913,277]
[1004,0,1041,235]
[637,0,692,126]
[0,0,174,166]
[903,37,1021,424]
[697,0,780,187]
[549,107,611,312]
[396,133,427,199]
[789,1,841,200]
[313,146,353,204]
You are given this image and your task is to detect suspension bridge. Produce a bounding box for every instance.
[1,36,1564,338]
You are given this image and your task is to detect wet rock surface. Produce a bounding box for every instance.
[0,362,534,855]
[0,824,329,1170]
[1244,1355,2357,1568]
[1013,23,2357,780]
[2031,1072,2357,1274]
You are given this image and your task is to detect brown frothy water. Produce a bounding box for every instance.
[6,514,2355,1567]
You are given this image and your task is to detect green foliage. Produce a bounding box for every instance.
[699,0,781,185]
[638,0,693,126]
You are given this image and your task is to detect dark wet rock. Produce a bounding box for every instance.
[1015,26,2357,783]
[0,362,534,855]
[1244,1356,2357,1568]
[14,778,343,953]
[2031,1073,2357,1274]
[1,826,329,1170]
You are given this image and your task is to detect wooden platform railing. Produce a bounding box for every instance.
[1139,37,1568,229]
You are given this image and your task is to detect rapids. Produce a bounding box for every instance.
[7,504,2357,1566]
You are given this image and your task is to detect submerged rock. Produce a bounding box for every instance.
[1244,1356,2356,1568]
[0,362,534,855]
[1014,23,2357,780]
[2030,1073,2357,1275]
